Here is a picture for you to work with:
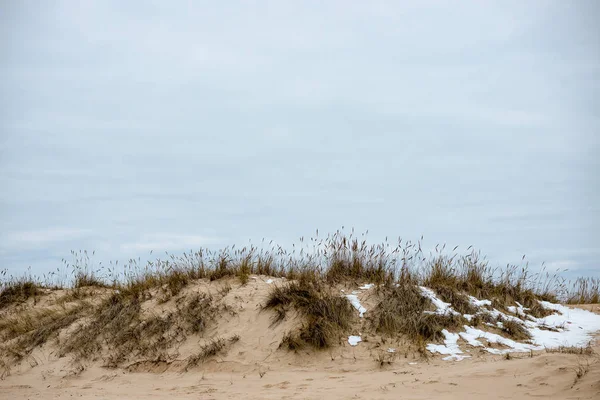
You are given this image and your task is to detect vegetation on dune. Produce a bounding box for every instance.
[0,277,42,310]
[57,289,226,367]
[263,279,354,349]
[566,278,600,304]
[2,231,597,306]
[499,319,531,341]
[422,252,559,311]
[0,230,599,376]
[370,271,466,344]
[0,302,91,363]
[185,335,240,370]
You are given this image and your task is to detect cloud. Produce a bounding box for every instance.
[1,228,92,250]
[120,234,221,253]
[543,260,581,272]
[0,1,598,279]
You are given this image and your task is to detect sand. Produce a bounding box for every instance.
[1,278,599,399]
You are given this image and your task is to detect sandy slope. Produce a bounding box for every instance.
[1,278,599,399]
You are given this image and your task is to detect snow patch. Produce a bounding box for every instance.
[468,296,491,307]
[345,294,367,318]
[426,330,471,361]
[420,286,461,316]
[423,289,600,360]
[348,336,362,346]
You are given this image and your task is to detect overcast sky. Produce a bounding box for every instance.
[1,1,598,280]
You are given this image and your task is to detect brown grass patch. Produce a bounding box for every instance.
[371,275,467,344]
[185,335,239,370]
[500,319,531,341]
[264,280,354,349]
[0,280,42,309]
[545,345,595,356]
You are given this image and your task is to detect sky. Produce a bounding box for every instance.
[1,1,599,280]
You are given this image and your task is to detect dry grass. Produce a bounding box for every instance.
[545,345,595,356]
[74,272,107,289]
[279,331,304,351]
[370,273,466,344]
[264,280,354,349]
[1,230,599,370]
[177,293,216,334]
[374,349,397,367]
[500,319,531,341]
[526,301,555,318]
[186,335,239,370]
[60,292,143,361]
[3,230,595,306]
[422,254,560,312]
[572,359,591,388]
[566,278,600,304]
[0,279,41,309]
[324,233,395,284]
[0,302,90,365]
[56,289,220,368]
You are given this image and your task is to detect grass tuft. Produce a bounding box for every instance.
[545,345,595,356]
[186,335,239,370]
[500,319,531,341]
[371,272,467,345]
[0,280,41,309]
[264,280,354,349]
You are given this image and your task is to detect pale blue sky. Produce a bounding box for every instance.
[1,1,599,279]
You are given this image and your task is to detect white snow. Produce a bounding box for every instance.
[423,288,600,360]
[420,287,452,313]
[468,296,491,307]
[426,330,472,361]
[420,286,461,316]
[342,283,376,317]
[345,294,367,318]
[507,302,528,316]
[348,336,362,346]
[387,348,396,353]
[265,279,274,284]
[461,326,540,354]
[530,302,600,348]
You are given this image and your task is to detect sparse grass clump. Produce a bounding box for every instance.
[546,345,595,356]
[371,273,466,344]
[186,338,226,369]
[0,302,90,362]
[264,280,354,349]
[526,301,554,319]
[500,319,531,341]
[0,279,41,309]
[422,252,564,312]
[178,293,216,334]
[60,292,143,360]
[324,233,395,284]
[186,335,239,370]
[572,359,591,388]
[73,272,107,289]
[57,289,220,368]
[279,331,304,351]
[566,278,600,304]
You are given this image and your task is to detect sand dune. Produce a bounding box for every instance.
[1,277,599,399]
